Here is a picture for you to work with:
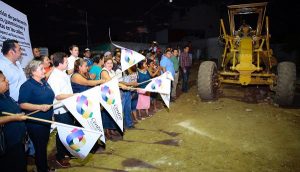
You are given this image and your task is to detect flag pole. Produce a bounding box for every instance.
[137,78,153,85]
[26,101,61,116]
[2,112,102,134]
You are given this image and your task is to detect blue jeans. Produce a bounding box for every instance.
[182,67,190,92]
[122,91,133,128]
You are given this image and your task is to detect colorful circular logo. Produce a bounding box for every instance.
[66,128,86,152]
[101,85,115,105]
[151,79,162,90]
[124,49,135,65]
[76,95,93,119]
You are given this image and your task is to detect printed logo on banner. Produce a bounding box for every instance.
[101,85,115,105]
[66,128,86,152]
[124,49,135,65]
[76,95,93,119]
[151,79,163,90]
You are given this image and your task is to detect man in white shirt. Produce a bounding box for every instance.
[47,52,74,167]
[0,39,27,101]
[66,45,79,75]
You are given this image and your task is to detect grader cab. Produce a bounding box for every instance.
[197,2,296,106]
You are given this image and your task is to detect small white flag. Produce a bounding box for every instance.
[120,48,145,71]
[111,42,145,72]
[143,75,171,94]
[56,123,101,159]
[62,86,105,143]
[99,78,124,131]
[160,93,170,108]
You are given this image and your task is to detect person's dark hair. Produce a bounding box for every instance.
[183,45,189,49]
[0,70,3,75]
[69,44,78,51]
[1,39,18,55]
[74,59,86,74]
[164,49,171,54]
[129,65,137,72]
[172,48,178,53]
[146,59,153,66]
[114,51,121,57]
[138,60,146,69]
[92,53,104,64]
[39,55,48,62]
[52,52,67,67]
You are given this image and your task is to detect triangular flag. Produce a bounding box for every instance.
[99,78,124,131]
[143,75,171,94]
[160,93,170,108]
[120,48,145,71]
[111,42,145,72]
[56,123,101,159]
[62,86,105,143]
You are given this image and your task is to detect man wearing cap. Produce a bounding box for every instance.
[83,48,93,67]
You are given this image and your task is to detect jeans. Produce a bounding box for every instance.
[182,67,190,92]
[54,112,74,161]
[122,91,133,128]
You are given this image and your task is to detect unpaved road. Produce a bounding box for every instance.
[28,62,300,172]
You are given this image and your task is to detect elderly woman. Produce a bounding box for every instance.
[19,60,55,172]
[71,58,105,93]
[0,71,27,172]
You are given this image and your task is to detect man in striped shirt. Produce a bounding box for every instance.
[180,45,192,92]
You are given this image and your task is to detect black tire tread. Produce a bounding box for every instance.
[275,61,296,106]
[197,61,217,100]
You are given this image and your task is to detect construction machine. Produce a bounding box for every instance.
[197,2,296,106]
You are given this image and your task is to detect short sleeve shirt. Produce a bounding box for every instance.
[47,68,73,114]
[18,77,55,125]
[160,55,175,78]
[67,55,79,71]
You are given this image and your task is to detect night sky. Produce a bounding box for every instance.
[2,0,299,53]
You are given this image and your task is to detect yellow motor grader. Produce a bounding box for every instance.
[197,2,296,106]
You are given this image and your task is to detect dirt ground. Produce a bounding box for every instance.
[28,61,300,172]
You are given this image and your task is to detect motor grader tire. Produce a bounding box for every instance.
[197,61,218,100]
[275,61,296,106]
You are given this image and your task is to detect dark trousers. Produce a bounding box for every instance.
[182,67,190,92]
[27,124,50,172]
[0,141,27,172]
[54,112,74,160]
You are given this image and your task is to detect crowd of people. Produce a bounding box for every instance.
[0,39,193,172]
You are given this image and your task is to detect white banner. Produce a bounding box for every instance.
[56,123,101,159]
[62,86,105,143]
[99,78,124,131]
[143,74,171,94]
[0,1,33,68]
